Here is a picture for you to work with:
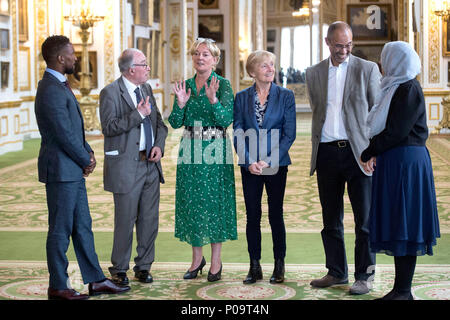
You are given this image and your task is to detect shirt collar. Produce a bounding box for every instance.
[328,56,350,69]
[122,75,140,92]
[45,68,67,82]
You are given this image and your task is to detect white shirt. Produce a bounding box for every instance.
[122,76,154,150]
[321,57,349,142]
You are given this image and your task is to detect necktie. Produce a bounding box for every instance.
[134,87,153,158]
[63,81,75,97]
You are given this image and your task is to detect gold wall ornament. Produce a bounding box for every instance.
[64,0,105,132]
[433,95,450,132]
[432,0,450,133]
[11,0,18,92]
[429,0,440,84]
[103,0,115,86]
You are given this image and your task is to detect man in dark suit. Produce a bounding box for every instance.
[305,22,381,295]
[100,48,168,285]
[35,35,130,300]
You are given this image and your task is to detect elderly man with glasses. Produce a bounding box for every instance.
[99,48,168,286]
[305,21,381,295]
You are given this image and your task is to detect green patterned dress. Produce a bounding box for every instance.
[168,72,238,247]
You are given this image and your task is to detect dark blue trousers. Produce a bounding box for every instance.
[45,180,105,289]
[241,166,288,261]
[316,143,376,281]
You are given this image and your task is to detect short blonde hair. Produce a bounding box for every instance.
[246,50,276,78]
[189,38,221,69]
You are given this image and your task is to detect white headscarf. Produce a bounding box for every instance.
[366,41,422,138]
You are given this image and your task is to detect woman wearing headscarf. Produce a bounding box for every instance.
[360,41,440,300]
[233,50,296,284]
[169,38,237,282]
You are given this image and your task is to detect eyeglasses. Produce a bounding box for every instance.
[132,63,149,68]
[196,37,216,43]
[332,43,353,50]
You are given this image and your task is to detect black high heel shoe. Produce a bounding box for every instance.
[207,264,222,282]
[183,256,206,279]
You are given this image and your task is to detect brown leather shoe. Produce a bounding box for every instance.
[88,278,130,296]
[310,274,348,288]
[48,288,89,300]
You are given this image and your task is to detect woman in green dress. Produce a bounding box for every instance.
[168,38,237,282]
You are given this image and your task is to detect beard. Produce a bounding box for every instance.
[64,66,75,75]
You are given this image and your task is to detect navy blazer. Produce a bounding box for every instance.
[35,71,93,183]
[233,83,296,169]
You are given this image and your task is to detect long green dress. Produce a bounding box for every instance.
[168,71,238,247]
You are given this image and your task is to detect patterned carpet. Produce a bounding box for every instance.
[0,114,449,300]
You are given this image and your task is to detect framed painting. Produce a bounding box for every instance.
[67,51,98,90]
[443,19,450,57]
[137,37,152,68]
[347,4,391,41]
[1,61,9,89]
[352,43,384,69]
[18,0,28,41]
[153,0,160,23]
[150,30,161,79]
[198,14,224,43]
[0,0,9,15]
[134,0,153,26]
[199,0,219,10]
[0,28,9,50]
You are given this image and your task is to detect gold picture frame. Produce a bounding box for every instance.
[18,46,31,91]
[150,30,161,79]
[18,0,28,42]
[347,4,391,41]
[134,0,154,26]
[443,19,450,57]
[67,51,98,90]
[137,37,151,62]
[198,14,224,43]
[0,28,9,50]
[199,0,219,10]
[1,61,9,89]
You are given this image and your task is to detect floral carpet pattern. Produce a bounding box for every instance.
[1,261,449,300]
[0,115,449,300]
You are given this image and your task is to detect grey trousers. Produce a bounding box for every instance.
[109,161,160,275]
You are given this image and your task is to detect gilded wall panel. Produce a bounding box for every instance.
[104,1,115,86]
[428,0,440,84]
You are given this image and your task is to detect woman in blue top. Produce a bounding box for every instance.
[234,50,296,284]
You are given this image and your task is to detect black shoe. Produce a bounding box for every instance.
[134,270,153,283]
[269,259,285,284]
[375,290,414,300]
[111,272,129,286]
[184,256,206,279]
[243,259,263,284]
[207,264,222,282]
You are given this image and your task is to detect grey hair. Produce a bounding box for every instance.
[118,48,144,73]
